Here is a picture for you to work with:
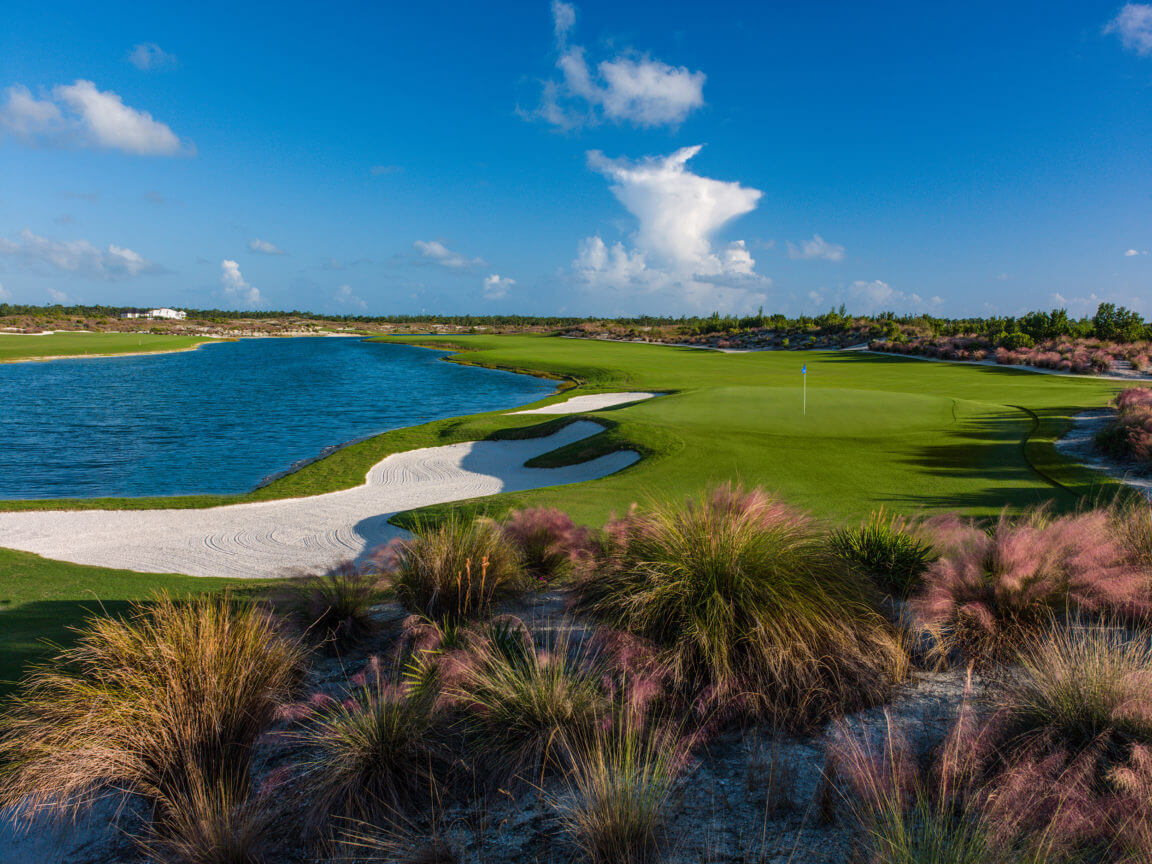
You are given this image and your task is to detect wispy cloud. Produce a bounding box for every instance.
[127,42,178,71]
[0,229,158,277]
[248,238,286,255]
[221,259,262,308]
[1124,248,1148,256]
[0,80,193,156]
[787,234,846,262]
[846,279,942,313]
[535,1,705,129]
[1106,4,1152,55]
[370,164,402,176]
[483,273,514,299]
[335,283,367,310]
[413,239,483,269]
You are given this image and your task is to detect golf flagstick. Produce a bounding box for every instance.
[802,364,806,415]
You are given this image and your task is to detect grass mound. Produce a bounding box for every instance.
[572,483,907,728]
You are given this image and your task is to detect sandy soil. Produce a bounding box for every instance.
[1056,410,1152,499]
[0,421,638,579]
[510,391,661,414]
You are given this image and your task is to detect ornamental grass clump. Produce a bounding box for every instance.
[1096,387,1152,468]
[555,714,685,864]
[285,656,444,824]
[913,509,1149,663]
[0,594,305,852]
[501,506,588,580]
[383,514,527,624]
[274,560,382,654]
[829,507,938,596]
[450,620,610,781]
[572,483,907,729]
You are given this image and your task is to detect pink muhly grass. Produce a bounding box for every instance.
[500,506,590,580]
[913,509,1147,663]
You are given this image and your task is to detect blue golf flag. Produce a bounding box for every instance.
[801,364,806,374]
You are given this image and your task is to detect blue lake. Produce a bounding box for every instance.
[0,338,555,499]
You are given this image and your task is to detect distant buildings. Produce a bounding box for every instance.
[119,308,187,320]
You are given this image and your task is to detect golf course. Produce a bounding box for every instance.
[0,331,218,363]
[0,334,1128,692]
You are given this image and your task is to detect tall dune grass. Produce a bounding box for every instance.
[500,507,589,581]
[380,514,527,624]
[829,507,937,596]
[0,594,305,855]
[273,560,382,654]
[573,484,907,728]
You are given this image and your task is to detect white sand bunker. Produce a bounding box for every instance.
[0,421,638,580]
[512,391,660,414]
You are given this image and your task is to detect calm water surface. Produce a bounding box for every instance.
[0,338,555,499]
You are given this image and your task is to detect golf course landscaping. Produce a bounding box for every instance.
[0,334,1130,691]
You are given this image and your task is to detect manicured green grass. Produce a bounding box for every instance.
[0,548,259,696]
[0,331,217,362]
[0,335,1129,690]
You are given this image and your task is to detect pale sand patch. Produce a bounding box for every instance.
[511,391,660,414]
[0,421,637,579]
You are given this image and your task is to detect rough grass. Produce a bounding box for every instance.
[0,594,305,844]
[380,515,528,625]
[271,561,384,654]
[572,484,908,728]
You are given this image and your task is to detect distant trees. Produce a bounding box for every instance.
[1092,302,1146,342]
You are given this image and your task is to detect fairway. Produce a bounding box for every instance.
[0,331,218,362]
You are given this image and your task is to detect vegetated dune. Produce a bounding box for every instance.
[0,421,636,579]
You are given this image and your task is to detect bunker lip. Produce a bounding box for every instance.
[0,420,639,580]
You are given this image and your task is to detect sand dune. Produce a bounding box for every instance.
[0,421,637,579]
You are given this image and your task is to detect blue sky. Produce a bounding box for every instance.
[1,0,1150,317]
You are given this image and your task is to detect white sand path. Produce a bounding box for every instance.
[511,391,660,414]
[0,421,637,579]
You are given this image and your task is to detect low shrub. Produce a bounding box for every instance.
[0,595,305,849]
[274,561,382,653]
[913,510,1149,663]
[450,620,609,781]
[573,484,907,728]
[829,508,937,596]
[501,507,588,580]
[382,514,528,624]
[285,657,444,823]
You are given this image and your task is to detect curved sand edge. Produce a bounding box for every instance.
[511,391,661,414]
[1055,410,1152,500]
[0,421,637,579]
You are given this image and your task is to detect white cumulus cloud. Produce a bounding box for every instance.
[787,234,846,262]
[573,146,768,313]
[248,238,285,255]
[220,259,262,308]
[0,80,192,156]
[1124,248,1148,256]
[414,240,483,269]
[1106,4,1152,55]
[0,229,157,277]
[539,1,705,129]
[127,43,178,71]
[335,284,367,310]
[483,273,515,300]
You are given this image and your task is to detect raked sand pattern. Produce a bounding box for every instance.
[511,391,660,414]
[0,421,637,579]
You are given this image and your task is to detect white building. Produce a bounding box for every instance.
[119,308,187,320]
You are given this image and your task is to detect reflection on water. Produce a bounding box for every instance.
[0,338,553,499]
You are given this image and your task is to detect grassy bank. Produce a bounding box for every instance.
[0,548,258,696]
[0,331,219,363]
